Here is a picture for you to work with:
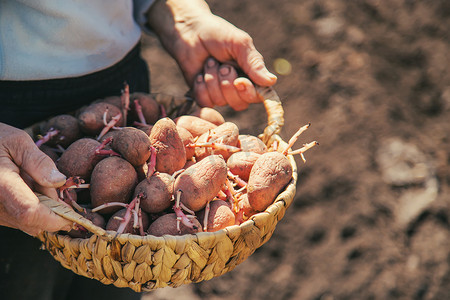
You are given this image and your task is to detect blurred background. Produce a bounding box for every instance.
[142,0,450,299]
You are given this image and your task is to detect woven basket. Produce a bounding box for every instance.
[35,86,298,292]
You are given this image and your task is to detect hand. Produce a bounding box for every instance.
[0,123,73,236]
[147,0,277,110]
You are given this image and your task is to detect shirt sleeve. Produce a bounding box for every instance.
[133,0,156,34]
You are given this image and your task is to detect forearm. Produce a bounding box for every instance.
[146,0,212,58]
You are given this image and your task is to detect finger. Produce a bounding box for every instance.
[204,58,227,106]
[0,160,73,235]
[219,65,248,111]
[194,74,214,107]
[35,185,59,201]
[233,36,277,87]
[20,169,36,190]
[6,129,66,188]
[233,77,260,104]
[20,169,59,201]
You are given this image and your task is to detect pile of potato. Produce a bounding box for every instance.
[35,86,311,238]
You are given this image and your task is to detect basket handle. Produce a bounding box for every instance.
[256,85,285,144]
[37,193,109,237]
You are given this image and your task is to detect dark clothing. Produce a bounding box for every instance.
[0,43,149,300]
[0,42,150,129]
[0,228,142,300]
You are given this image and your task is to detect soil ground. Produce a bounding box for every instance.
[142,1,450,299]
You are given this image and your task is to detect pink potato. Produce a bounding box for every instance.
[247,151,293,212]
[147,213,202,236]
[194,122,240,161]
[182,159,196,170]
[235,194,257,224]
[227,151,261,181]
[197,200,235,232]
[174,154,227,212]
[190,107,225,126]
[238,134,267,154]
[176,125,195,160]
[56,138,103,180]
[134,173,174,214]
[90,156,138,214]
[174,115,217,137]
[149,118,186,174]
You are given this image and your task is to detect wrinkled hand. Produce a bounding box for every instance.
[148,0,277,111]
[0,123,73,236]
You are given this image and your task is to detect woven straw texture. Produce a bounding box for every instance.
[36,87,298,292]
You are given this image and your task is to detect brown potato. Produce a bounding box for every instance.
[174,155,227,211]
[137,124,153,136]
[190,107,225,126]
[39,144,59,162]
[110,127,152,167]
[197,200,235,232]
[147,213,202,236]
[92,95,122,109]
[56,138,103,180]
[238,134,267,154]
[90,156,138,214]
[129,93,160,125]
[227,151,261,181]
[100,95,122,109]
[67,209,106,238]
[106,208,150,234]
[174,115,217,137]
[149,118,186,174]
[41,114,82,147]
[194,122,239,161]
[247,152,293,212]
[134,173,174,214]
[78,102,124,136]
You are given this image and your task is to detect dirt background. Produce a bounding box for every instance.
[141,1,450,299]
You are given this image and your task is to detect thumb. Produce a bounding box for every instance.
[234,40,277,87]
[6,128,66,188]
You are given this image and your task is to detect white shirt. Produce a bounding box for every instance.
[0,0,154,80]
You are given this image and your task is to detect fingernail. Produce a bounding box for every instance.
[221,79,231,85]
[235,82,246,92]
[219,66,231,76]
[49,169,66,184]
[266,71,277,81]
[207,58,217,68]
[196,74,204,83]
